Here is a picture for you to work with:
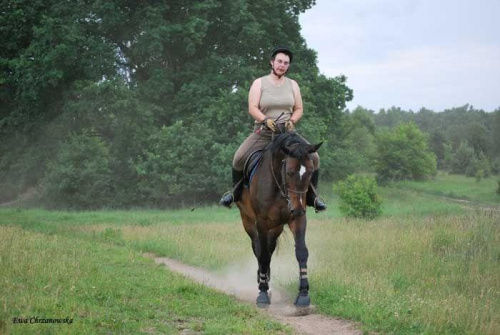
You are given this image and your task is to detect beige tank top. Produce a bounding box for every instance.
[256,75,294,124]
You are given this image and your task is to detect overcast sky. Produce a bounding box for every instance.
[299,0,500,112]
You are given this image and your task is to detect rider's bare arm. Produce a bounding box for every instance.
[248,78,266,122]
[290,79,303,124]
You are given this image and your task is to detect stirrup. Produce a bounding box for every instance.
[219,191,234,208]
[314,196,327,213]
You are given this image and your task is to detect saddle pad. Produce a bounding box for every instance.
[243,150,264,185]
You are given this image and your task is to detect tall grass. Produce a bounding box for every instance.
[307,211,500,334]
[0,226,289,334]
[1,173,499,334]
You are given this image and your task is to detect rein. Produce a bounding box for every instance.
[270,158,287,199]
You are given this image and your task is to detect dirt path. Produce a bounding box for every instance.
[439,196,500,212]
[150,255,363,335]
[0,188,37,207]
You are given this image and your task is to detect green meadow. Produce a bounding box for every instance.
[1,173,499,334]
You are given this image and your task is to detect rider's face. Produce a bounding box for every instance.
[271,53,290,75]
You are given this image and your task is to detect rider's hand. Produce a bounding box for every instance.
[263,118,277,132]
[285,120,295,131]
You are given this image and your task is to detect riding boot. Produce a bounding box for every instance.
[219,168,244,208]
[306,170,327,212]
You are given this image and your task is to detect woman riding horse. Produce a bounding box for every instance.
[219,46,326,212]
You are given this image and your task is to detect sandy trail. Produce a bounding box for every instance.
[151,255,362,335]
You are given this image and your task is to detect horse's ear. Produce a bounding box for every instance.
[308,142,323,153]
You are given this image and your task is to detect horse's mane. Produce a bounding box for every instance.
[268,132,310,159]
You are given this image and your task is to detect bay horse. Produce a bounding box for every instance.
[236,132,322,308]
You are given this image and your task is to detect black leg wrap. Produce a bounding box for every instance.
[257,270,270,291]
[256,269,271,283]
[298,268,309,291]
[295,267,310,307]
[256,270,271,306]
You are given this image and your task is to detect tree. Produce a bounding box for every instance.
[449,141,476,175]
[1,0,353,208]
[374,106,413,130]
[428,130,447,169]
[337,107,377,174]
[490,109,500,160]
[375,122,437,181]
[43,132,113,208]
[371,104,498,176]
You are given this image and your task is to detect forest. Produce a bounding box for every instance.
[1,0,499,209]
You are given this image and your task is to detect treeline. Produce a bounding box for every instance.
[0,0,352,208]
[342,105,500,181]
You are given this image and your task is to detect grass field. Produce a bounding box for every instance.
[1,173,499,334]
[389,171,500,205]
[0,225,290,334]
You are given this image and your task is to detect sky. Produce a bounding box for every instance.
[299,0,500,112]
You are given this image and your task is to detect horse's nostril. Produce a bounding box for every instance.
[291,209,305,217]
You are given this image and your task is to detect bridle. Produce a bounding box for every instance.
[270,154,311,212]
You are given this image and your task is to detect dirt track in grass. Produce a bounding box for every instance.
[150,254,363,335]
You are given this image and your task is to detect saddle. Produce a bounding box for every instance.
[243,150,264,186]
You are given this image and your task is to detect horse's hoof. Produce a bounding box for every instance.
[294,293,310,307]
[256,291,271,308]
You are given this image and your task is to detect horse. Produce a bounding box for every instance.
[236,132,322,308]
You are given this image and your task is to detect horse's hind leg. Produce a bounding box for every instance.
[289,217,311,307]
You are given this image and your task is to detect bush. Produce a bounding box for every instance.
[475,169,484,183]
[375,122,437,181]
[336,174,382,219]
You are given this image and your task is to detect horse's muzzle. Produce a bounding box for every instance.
[291,208,306,217]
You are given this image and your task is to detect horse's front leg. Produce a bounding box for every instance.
[255,223,283,308]
[289,216,310,307]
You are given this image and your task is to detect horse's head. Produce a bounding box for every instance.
[276,134,322,217]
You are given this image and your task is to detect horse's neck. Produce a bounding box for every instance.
[258,152,284,194]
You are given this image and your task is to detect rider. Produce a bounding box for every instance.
[219,46,327,212]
